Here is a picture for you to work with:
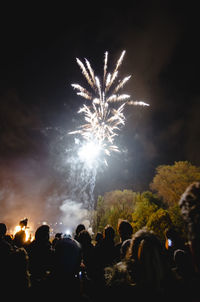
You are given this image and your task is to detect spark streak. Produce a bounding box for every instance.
[70,50,149,164]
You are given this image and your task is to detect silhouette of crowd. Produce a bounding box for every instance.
[1,182,200,301]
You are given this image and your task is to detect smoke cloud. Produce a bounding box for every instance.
[60,199,89,232]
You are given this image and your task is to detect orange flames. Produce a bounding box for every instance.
[14,225,34,242]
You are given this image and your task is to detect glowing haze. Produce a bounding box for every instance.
[70,50,149,166]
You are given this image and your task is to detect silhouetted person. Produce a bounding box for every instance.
[179,182,200,300]
[104,227,177,302]
[164,226,187,268]
[54,235,81,278]
[98,225,116,269]
[173,248,195,280]
[74,224,86,242]
[114,220,133,262]
[95,232,103,247]
[77,229,97,300]
[0,223,14,293]
[53,234,82,298]
[93,231,105,293]
[179,182,200,274]
[9,247,31,296]
[52,232,62,248]
[0,223,13,253]
[78,229,95,279]
[27,224,54,290]
[120,238,131,259]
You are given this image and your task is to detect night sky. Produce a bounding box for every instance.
[0,2,200,229]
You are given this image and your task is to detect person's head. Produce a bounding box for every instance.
[104,225,115,241]
[118,220,133,242]
[54,236,81,278]
[55,233,62,239]
[173,249,193,276]
[120,239,131,259]
[35,225,50,243]
[95,232,103,243]
[75,224,85,237]
[179,181,200,273]
[78,229,92,247]
[127,227,168,290]
[0,223,7,238]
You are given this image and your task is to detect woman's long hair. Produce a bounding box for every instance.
[126,228,170,293]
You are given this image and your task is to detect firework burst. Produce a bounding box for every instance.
[70,50,149,165]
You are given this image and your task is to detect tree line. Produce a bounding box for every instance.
[92,161,200,242]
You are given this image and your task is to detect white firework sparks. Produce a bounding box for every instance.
[70,50,149,165]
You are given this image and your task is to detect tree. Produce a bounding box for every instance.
[92,195,107,233]
[103,189,137,211]
[150,161,200,206]
[92,190,137,236]
[132,192,159,233]
[146,208,172,242]
[107,206,133,240]
[168,204,187,240]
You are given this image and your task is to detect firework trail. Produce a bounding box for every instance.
[70,50,149,165]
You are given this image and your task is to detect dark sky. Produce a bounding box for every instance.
[0,1,200,228]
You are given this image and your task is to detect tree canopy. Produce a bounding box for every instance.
[150,161,200,206]
[92,161,199,243]
[92,189,137,237]
[131,192,160,233]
